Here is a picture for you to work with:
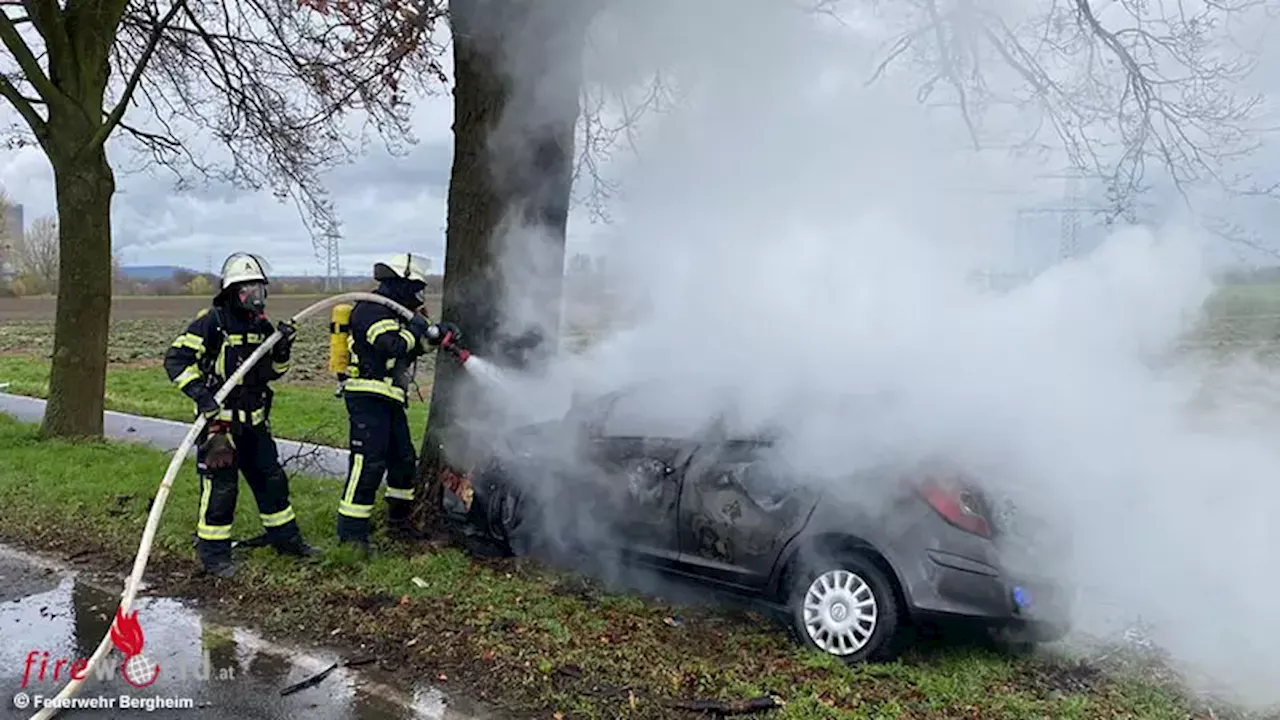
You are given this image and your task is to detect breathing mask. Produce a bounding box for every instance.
[234,281,268,317]
[379,278,426,311]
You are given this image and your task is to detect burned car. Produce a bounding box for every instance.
[448,386,1072,663]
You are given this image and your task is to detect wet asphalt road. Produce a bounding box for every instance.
[0,393,349,479]
[0,548,481,720]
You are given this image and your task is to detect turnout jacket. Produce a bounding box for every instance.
[344,299,425,405]
[163,304,291,426]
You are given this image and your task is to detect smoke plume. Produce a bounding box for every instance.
[472,0,1280,707]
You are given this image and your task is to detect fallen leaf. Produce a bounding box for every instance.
[411,577,429,588]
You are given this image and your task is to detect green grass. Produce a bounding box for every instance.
[0,355,428,448]
[0,414,1220,719]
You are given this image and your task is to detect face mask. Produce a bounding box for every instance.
[237,282,267,316]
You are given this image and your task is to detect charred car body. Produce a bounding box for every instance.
[449,386,1072,663]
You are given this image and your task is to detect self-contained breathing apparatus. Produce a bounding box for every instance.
[328,303,353,397]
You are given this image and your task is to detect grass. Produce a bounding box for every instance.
[0,414,1226,720]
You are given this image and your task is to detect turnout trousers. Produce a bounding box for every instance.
[194,423,302,568]
[337,393,417,542]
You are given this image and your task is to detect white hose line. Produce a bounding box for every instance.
[33,291,414,719]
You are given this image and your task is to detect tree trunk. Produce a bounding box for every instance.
[413,0,591,529]
[40,149,115,439]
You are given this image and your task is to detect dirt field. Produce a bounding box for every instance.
[0,294,443,322]
[0,295,444,386]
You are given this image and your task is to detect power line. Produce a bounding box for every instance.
[323,230,342,291]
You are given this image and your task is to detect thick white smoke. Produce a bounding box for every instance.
[475,0,1280,707]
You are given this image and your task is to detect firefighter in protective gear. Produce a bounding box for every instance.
[163,252,316,577]
[337,253,461,548]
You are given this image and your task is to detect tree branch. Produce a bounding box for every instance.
[0,72,47,141]
[90,0,189,151]
[0,7,62,106]
[19,0,71,92]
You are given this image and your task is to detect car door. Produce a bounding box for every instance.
[586,435,693,564]
[677,441,820,588]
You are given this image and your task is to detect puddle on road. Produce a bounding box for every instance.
[0,551,479,719]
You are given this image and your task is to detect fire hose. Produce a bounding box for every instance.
[31,291,466,719]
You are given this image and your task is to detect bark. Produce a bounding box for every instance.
[40,147,115,439]
[413,0,591,528]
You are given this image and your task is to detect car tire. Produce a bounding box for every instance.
[785,551,902,664]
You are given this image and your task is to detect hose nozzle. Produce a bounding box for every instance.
[440,332,470,364]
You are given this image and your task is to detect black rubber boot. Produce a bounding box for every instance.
[231,533,271,552]
[195,537,236,578]
[204,556,236,578]
[388,521,428,543]
[386,499,426,542]
[339,536,371,558]
[268,522,320,559]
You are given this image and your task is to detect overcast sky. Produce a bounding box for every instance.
[1,97,453,275]
[0,34,610,279]
[0,92,616,277]
[2,2,1280,276]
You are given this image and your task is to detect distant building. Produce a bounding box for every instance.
[0,202,23,281]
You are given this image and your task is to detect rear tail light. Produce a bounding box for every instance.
[918,476,993,538]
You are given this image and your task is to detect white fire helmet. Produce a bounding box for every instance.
[373,253,431,284]
[219,252,270,290]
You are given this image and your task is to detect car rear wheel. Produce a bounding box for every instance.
[786,552,902,664]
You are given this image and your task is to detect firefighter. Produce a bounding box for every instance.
[163,252,316,577]
[337,252,460,549]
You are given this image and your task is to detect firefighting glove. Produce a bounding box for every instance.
[194,392,220,422]
[408,314,432,344]
[201,422,236,469]
[273,319,297,361]
[427,321,462,348]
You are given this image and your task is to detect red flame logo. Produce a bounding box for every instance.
[110,608,160,688]
[110,608,145,657]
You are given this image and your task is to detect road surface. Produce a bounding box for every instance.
[0,546,486,720]
[0,393,349,479]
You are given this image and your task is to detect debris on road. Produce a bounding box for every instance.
[280,662,339,696]
[279,656,378,697]
[666,695,785,715]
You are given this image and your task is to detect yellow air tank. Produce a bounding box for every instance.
[328,303,353,377]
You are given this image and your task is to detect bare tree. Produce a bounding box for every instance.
[0,1,449,438]
[867,0,1277,221]
[414,0,598,528]
[19,215,58,292]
